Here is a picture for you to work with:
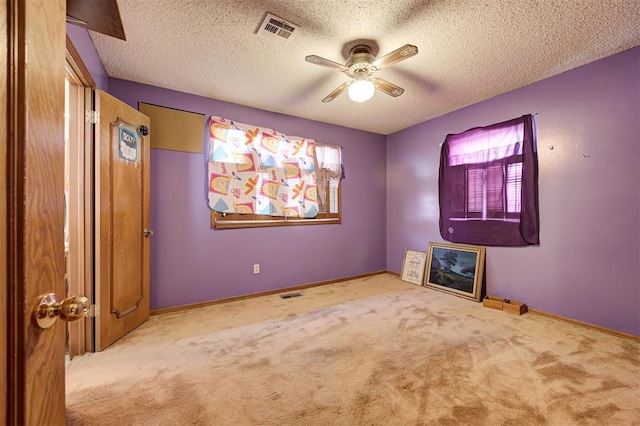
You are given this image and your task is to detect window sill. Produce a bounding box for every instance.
[211,214,341,230]
[449,218,520,223]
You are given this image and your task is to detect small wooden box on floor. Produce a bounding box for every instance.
[483,296,506,310]
[503,300,528,315]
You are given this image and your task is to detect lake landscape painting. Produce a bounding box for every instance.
[424,242,486,301]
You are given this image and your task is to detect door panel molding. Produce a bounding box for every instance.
[108,116,145,319]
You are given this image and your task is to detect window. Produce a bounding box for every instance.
[207,115,343,229]
[450,157,522,221]
[314,143,342,215]
[210,157,341,229]
[439,115,539,246]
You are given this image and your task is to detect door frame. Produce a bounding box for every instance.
[1,0,8,421]
[65,35,96,357]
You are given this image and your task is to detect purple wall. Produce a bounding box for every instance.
[387,47,640,335]
[108,79,387,310]
[68,27,638,335]
[66,25,109,91]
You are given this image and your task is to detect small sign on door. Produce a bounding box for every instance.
[119,124,138,162]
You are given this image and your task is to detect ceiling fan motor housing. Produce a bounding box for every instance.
[346,45,376,78]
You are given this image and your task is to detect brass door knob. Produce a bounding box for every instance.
[33,293,90,329]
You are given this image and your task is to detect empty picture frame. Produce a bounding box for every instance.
[424,242,485,301]
[400,249,426,285]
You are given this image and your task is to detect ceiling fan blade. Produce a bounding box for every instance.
[372,77,405,97]
[305,55,348,72]
[371,44,418,69]
[66,15,88,26]
[321,82,350,103]
[67,0,126,40]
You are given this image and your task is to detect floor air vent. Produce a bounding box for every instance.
[279,292,303,299]
[257,13,298,41]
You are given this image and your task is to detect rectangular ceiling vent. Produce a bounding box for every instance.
[258,13,298,42]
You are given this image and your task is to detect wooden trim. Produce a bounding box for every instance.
[386,270,401,277]
[64,66,90,358]
[212,214,341,229]
[151,270,387,316]
[528,308,639,342]
[83,87,95,352]
[64,33,98,355]
[65,35,95,88]
[1,0,8,422]
[7,0,26,421]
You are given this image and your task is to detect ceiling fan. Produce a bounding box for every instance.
[305,42,418,103]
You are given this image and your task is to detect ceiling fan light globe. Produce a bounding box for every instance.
[348,79,375,102]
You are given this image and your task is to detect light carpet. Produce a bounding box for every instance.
[66,274,640,425]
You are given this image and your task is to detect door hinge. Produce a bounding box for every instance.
[87,305,100,318]
[85,110,100,124]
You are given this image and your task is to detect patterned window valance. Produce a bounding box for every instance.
[207,116,319,218]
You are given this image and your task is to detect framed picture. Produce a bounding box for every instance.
[424,242,485,301]
[400,249,426,285]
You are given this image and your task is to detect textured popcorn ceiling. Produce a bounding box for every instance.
[91,0,640,135]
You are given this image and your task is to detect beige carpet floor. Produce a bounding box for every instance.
[66,274,640,425]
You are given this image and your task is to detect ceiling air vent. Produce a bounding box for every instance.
[257,13,298,41]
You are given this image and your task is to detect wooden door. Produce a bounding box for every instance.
[94,90,151,351]
[4,0,67,424]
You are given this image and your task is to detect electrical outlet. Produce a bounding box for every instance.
[253,264,260,274]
